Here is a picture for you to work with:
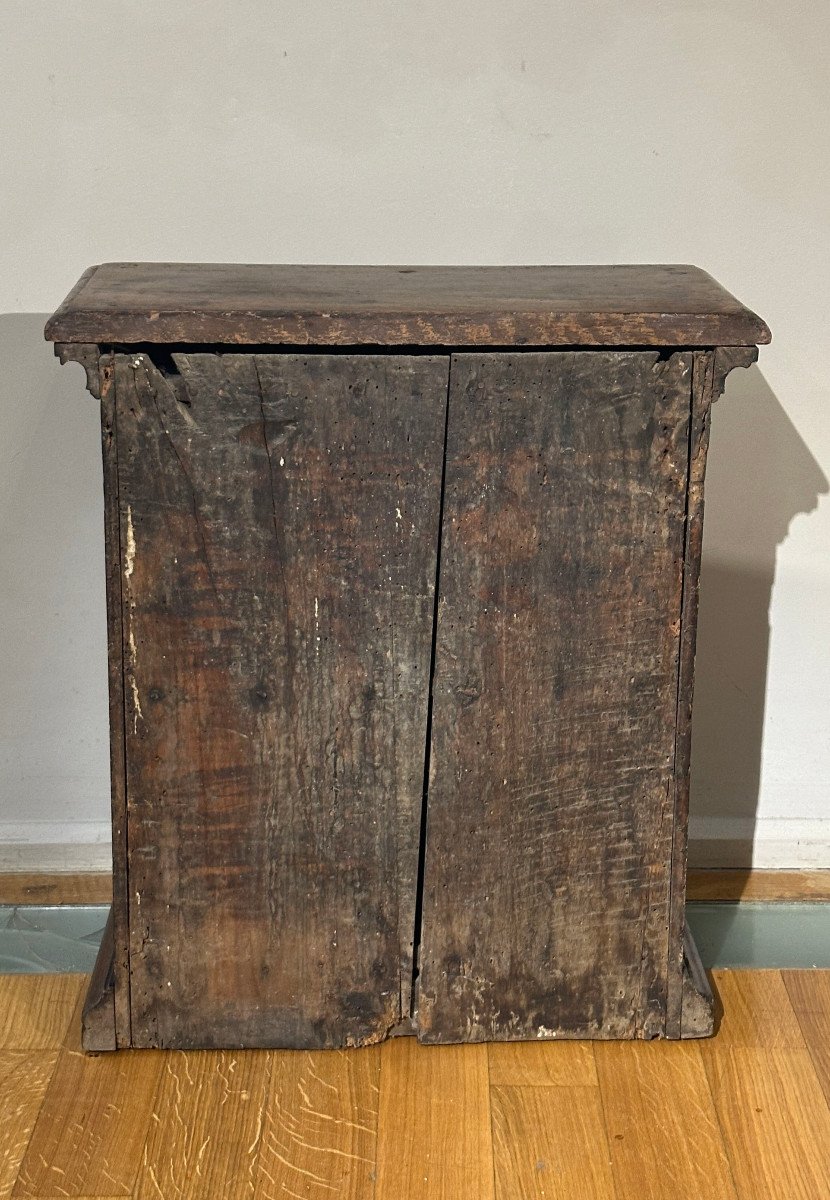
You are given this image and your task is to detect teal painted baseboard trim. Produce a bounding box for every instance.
[1,902,828,974]
[687,902,830,969]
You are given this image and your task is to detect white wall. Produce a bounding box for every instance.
[1,1,828,869]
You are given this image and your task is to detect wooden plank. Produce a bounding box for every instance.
[255,1048,380,1198]
[13,994,164,1198]
[701,973,830,1198]
[133,1050,271,1200]
[0,874,112,906]
[704,969,805,1051]
[375,1038,494,1200]
[0,1052,58,1198]
[99,361,131,1049]
[81,908,116,1052]
[779,969,830,1015]
[705,1046,830,1199]
[595,1041,736,1199]
[490,1085,615,1200]
[782,970,830,1105]
[44,263,770,347]
[488,1041,597,1087]
[419,351,693,1042]
[116,351,446,1048]
[0,976,84,1051]
[665,350,713,1036]
[665,345,758,1035]
[680,925,714,1038]
[688,869,830,902]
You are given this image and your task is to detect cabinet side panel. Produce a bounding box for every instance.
[115,352,447,1048]
[666,351,715,1037]
[100,359,131,1046]
[419,351,692,1042]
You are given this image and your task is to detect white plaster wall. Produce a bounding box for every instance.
[1,1,828,867]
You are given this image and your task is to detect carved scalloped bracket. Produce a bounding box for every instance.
[712,345,759,403]
[54,342,104,399]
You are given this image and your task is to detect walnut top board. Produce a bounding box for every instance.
[45,262,770,348]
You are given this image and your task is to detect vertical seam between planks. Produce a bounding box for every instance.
[409,354,453,1020]
[110,351,132,1046]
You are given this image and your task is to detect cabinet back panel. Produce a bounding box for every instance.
[418,351,692,1042]
[115,352,447,1048]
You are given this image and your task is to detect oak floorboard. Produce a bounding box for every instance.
[704,1046,830,1200]
[254,1048,380,1200]
[700,971,830,1199]
[706,969,805,1050]
[0,1053,58,1198]
[782,970,830,1107]
[0,976,84,1051]
[13,995,163,1198]
[374,1039,494,1200]
[4,971,830,1200]
[488,1041,597,1088]
[594,1041,736,1199]
[132,1050,271,1200]
[490,1085,615,1200]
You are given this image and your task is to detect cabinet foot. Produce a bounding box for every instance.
[680,924,715,1038]
[82,907,117,1052]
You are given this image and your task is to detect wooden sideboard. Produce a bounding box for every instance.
[46,263,769,1050]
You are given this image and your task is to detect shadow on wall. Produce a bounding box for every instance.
[689,364,828,868]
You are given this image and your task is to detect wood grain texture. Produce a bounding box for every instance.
[703,1047,830,1200]
[255,1049,379,1198]
[680,925,714,1038]
[490,1085,615,1200]
[0,1053,58,1198]
[14,996,164,1199]
[0,976,84,1051]
[688,870,830,902]
[133,1051,271,1200]
[0,875,112,906]
[8,867,827,907]
[595,1041,736,1199]
[100,362,132,1049]
[1,971,829,1199]
[666,350,713,1036]
[696,971,828,1199]
[488,1040,597,1087]
[375,1038,494,1200]
[81,908,116,1052]
[704,970,805,1051]
[419,351,692,1042]
[54,343,104,399]
[44,263,771,347]
[116,351,446,1048]
[782,970,830,1105]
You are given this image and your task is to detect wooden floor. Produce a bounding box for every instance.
[0,970,828,1198]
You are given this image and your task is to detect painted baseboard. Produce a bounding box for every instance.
[688,817,830,869]
[0,822,111,872]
